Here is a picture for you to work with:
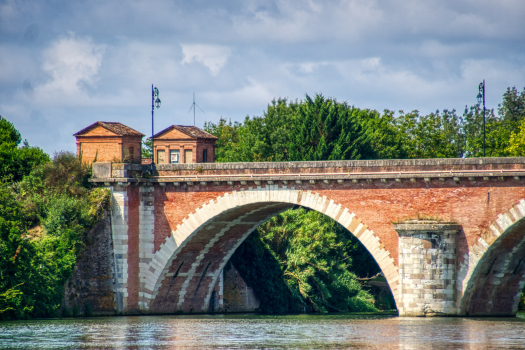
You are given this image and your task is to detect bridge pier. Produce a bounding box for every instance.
[110,183,130,313]
[395,222,460,316]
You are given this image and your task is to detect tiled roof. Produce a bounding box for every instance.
[74,121,145,137]
[153,125,217,139]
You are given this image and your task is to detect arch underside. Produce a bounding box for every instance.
[459,217,525,316]
[141,188,400,313]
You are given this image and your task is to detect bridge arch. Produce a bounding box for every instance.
[139,186,400,313]
[457,199,525,316]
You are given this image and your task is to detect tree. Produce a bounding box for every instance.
[0,153,110,320]
[0,117,110,320]
[0,116,49,182]
[394,109,466,158]
[256,208,378,312]
[204,118,242,162]
[498,86,525,123]
[506,118,525,156]
[288,94,375,161]
[205,94,405,163]
[142,137,152,159]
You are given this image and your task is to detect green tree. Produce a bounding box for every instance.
[506,118,525,156]
[463,105,513,157]
[288,94,375,161]
[256,208,378,312]
[498,86,525,123]
[204,118,242,162]
[0,116,49,182]
[206,94,404,163]
[142,137,152,159]
[394,109,466,158]
[230,231,305,314]
[0,156,110,319]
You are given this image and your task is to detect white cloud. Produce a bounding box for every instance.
[181,44,231,76]
[35,34,105,104]
[1,0,525,155]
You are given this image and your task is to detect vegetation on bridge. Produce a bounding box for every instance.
[205,86,525,313]
[0,117,110,320]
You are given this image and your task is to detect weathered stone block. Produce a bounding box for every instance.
[395,221,460,316]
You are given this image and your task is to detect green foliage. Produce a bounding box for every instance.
[288,95,366,161]
[0,129,110,320]
[142,137,152,159]
[498,86,525,123]
[204,117,246,162]
[0,284,23,313]
[519,285,525,311]
[395,109,466,158]
[232,208,380,313]
[0,116,49,182]
[229,231,305,314]
[257,208,378,313]
[462,105,512,157]
[205,94,404,163]
[506,118,525,156]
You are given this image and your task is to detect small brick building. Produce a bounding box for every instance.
[152,125,217,164]
[74,121,144,164]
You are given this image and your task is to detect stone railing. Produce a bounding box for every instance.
[90,157,525,185]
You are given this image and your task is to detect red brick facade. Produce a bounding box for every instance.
[74,122,144,164]
[152,125,216,164]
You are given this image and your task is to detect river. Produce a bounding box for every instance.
[1,312,525,349]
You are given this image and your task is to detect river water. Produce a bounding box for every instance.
[1,312,525,349]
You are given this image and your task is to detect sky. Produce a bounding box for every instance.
[1,0,524,154]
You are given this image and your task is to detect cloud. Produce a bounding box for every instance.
[181,44,231,76]
[0,0,524,155]
[35,34,105,104]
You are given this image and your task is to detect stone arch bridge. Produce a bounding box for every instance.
[84,158,525,317]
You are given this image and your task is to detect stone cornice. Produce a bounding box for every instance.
[90,157,525,184]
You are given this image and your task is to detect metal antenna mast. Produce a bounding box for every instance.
[188,93,204,126]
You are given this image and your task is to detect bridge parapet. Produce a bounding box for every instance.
[91,157,525,185]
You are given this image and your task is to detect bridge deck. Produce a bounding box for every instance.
[91,157,525,184]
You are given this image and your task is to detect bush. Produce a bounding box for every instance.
[0,151,110,320]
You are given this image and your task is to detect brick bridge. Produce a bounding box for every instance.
[88,157,525,317]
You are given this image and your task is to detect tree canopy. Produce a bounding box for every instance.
[0,116,49,182]
[0,118,110,319]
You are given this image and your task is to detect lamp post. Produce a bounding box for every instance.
[477,80,485,157]
[151,85,161,164]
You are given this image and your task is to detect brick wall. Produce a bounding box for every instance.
[153,139,216,164]
[77,136,142,164]
[79,140,121,163]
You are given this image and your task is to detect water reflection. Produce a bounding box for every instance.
[0,313,524,349]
